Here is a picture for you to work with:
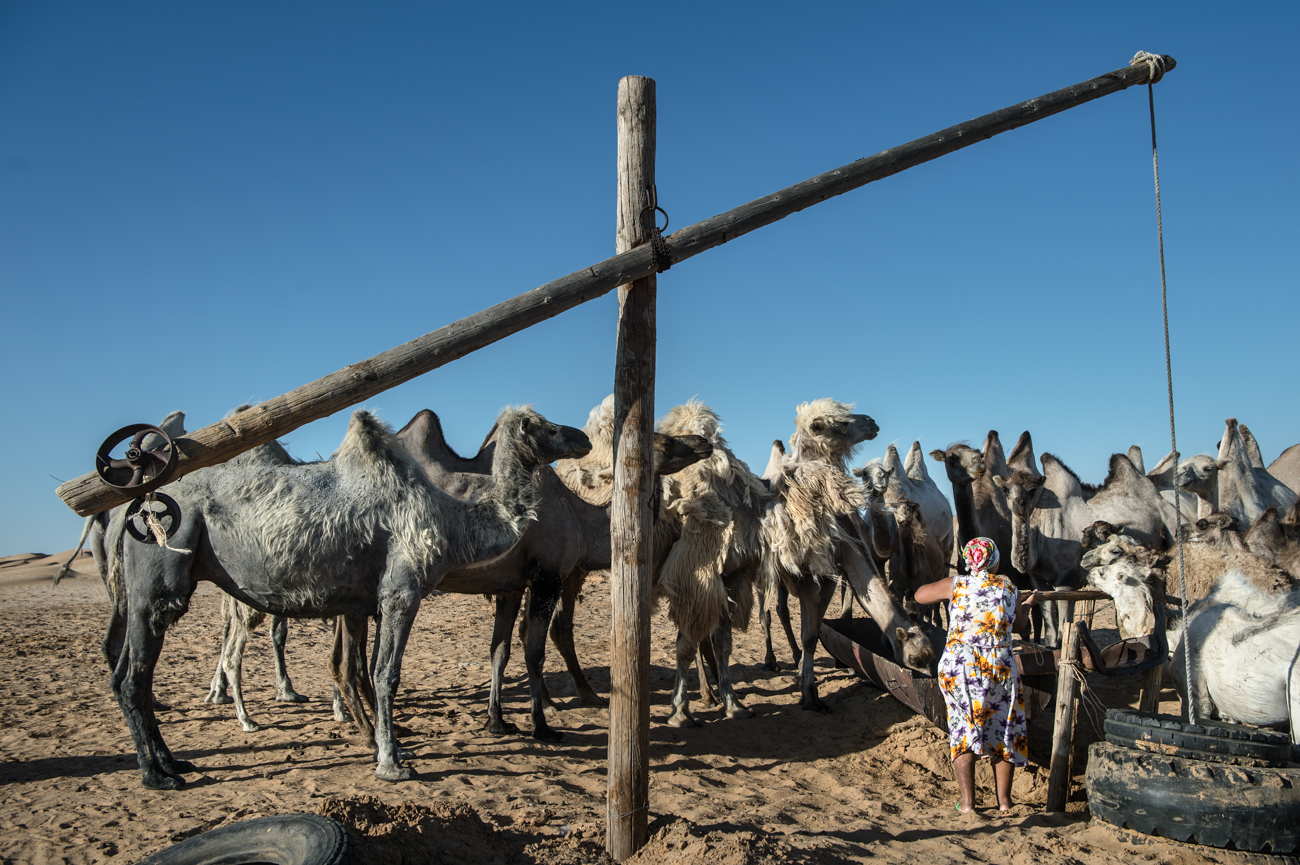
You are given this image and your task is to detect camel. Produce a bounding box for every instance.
[1244,504,1300,577]
[204,595,306,731]
[760,399,934,712]
[1141,447,1199,524]
[1215,419,1298,525]
[993,432,1168,645]
[1087,539,1300,735]
[1269,443,1300,494]
[653,399,771,727]
[328,404,711,744]
[108,406,590,789]
[855,442,953,623]
[1170,513,1295,602]
[554,394,617,506]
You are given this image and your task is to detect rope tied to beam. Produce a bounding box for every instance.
[1130,51,1169,85]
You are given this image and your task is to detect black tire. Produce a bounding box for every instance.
[1104,708,1293,767]
[1086,741,1300,854]
[136,813,358,865]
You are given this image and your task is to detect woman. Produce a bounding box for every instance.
[915,537,1040,816]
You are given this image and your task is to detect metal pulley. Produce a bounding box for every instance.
[95,424,183,541]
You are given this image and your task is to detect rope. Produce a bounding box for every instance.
[1141,55,1194,724]
[141,496,190,555]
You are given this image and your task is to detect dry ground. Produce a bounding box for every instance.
[0,550,1248,865]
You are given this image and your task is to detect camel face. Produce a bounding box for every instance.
[895,622,937,672]
[651,433,712,476]
[1175,455,1219,496]
[520,414,591,463]
[791,399,877,465]
[930,444,985,486]
[993,470,1045,574]
[854,463,892,501]
[1082,536,1162,639]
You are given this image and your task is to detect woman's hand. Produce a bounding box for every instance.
[1020,589,1041,607]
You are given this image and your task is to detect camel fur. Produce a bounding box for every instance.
[1214,418,1298,525]
[1268,443,1300,495]
[655,399,769,727]
[108,406,589,789]
[554,393,617,506]
[761,399,933,713]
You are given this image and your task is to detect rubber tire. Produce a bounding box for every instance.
[136,813,358,865]
[1104,708,1292,767]
[1086,741,1300,854]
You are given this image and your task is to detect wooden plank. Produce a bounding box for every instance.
[606,74,656,863]
[1028,590,1110,602]
[1045,617,1083,812]
[57,55,1174,517]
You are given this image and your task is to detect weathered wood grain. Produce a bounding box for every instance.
[606,75,656,862]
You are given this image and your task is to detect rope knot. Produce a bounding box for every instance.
[1130,51,1168,84]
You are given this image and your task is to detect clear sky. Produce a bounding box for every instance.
[2,2,1296,556]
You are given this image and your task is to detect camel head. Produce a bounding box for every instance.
[1081,535,1168,639]
[852,462,892,503]
[1175,454,1221,496]
[502,407,592,465]
[1081,520,1119,550]
[1177,512,1244,550]
[894,619,937,672]
[929,443,985,486]
[992,469,1046,574]
[789,399,877,468]
[652,433,712,477]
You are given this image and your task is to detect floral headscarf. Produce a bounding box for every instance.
[962,537,1000,576]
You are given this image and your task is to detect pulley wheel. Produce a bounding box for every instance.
[95,424,180,497]
[125,494,182,544]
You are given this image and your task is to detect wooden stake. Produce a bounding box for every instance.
[606,75,656,862]
[1138,664,1163,712]
[1046,615,1083,812]
[56,55,1175,518]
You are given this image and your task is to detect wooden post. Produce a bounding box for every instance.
[1046,612,1083,812]
[607,75,656,862]
[1138,664,1163,713]
[55,56,1175,518]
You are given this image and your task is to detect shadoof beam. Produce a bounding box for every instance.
[56,54,1174,517]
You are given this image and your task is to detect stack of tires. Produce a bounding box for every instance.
[1087,708,1300,855]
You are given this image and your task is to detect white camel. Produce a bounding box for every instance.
[107,406,590,788]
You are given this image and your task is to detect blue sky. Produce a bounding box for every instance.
[2,2,1296,555]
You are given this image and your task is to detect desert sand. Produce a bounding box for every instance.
[0,550,1240,865]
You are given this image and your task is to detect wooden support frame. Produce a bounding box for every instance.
[607,75,656,861]
[56,55,1174,518]
[1046,603,1082,813]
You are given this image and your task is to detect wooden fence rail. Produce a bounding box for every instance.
[57,55,1173,517]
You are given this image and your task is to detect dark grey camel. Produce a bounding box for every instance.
[330,408,711,744]
[107,406,590,789]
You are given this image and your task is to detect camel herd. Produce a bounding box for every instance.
[62,399,1300,789]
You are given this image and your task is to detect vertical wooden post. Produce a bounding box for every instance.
[1046,613,1083,812]
[607,74,656,863]
[1138,578,1166,712]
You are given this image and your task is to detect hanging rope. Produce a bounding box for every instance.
[1136,50,1194,724]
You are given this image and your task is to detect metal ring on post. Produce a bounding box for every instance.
[95,424,180,497]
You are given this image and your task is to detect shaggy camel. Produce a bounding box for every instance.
[994,432,1168,645]
[653,399,771,727]
[109,406,590,788]
[329,405,711,743]
[761,399,934,712]
[1171,513,1295,601]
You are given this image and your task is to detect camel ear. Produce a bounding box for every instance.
[992,475,1007,488]
[930,449,945,462]
[1216,458,1230,470]
[895,627,908,644]
[852,466,865,478]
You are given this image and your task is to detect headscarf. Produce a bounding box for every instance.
[962,537,1000,577]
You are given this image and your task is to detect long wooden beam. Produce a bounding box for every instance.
[57,54,1174,516]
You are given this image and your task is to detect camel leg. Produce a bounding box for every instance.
[760,603,779,671]
[223,610,261,732]
[549,571,606,708]
[796,578,837,713]
[523,569,565,742]
[371,577,420,782]
[205,596,234,704]
[710,620,753,720]
[778,584,802,667]
[329,614,375,747]
[696,643,719,708]
[112,565,196,789]
[486,591,523,736]
[270,615,306,702]
[667,630,700,728]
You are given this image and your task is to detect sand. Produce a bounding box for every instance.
[0,550,1244,865]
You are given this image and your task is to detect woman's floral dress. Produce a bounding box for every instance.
[937,571,1029,764]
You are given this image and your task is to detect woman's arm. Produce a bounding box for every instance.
[915,576,955,606]
[1012,589,1041,633]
